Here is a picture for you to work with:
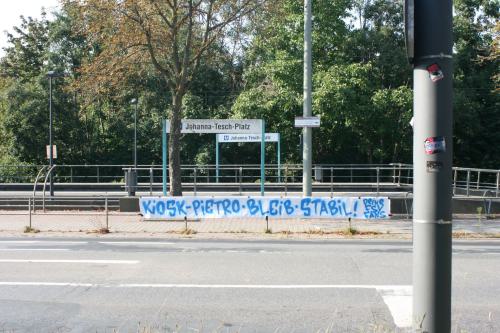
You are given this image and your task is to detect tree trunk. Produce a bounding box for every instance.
[169,91,184,196]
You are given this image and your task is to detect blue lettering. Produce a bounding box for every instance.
[166,200,176,217]
[176,200,187,216]
[205,200,213,214]
[269,200,279,216]
[311,199,322,215]
[319,200,329,216]
[283,200,294,215]
[328,200,339,216]
[247,199,259,216]
[222,199,232,215]
[301,198,312,217]
[156,201,165,216]
[353,200,359,218]
[214,200,224,214]
[258,200,267,216]
[231,200,241,213]
[142,200,154,214]
[192,200,202,216]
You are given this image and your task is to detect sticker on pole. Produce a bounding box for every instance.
[424,136,446,154]
[426,161,443,173]
[427,63,444,82]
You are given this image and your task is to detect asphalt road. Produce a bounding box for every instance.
[0,238,498,332]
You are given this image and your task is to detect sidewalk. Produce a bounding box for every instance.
[0,211,499,239]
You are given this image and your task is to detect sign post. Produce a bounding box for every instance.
[215,134,220,183]
[162,119,168,196]
[277,134,281,182]
[260,120,265,196]
[410,0,453,331]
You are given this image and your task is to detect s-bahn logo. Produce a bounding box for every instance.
[427,63,444,82]
[424,136,446,155]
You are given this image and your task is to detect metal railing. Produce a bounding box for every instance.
[1,163,499,197]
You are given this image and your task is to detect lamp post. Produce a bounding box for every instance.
[130,98,138,169]
[127,98,139,196]
[46,71,63,197]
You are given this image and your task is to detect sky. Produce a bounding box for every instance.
[0,0,60,56]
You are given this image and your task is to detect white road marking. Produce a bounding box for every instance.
[0,248,70,251]
[99,241,175,246]
[0,282,409,290]
[0,241,39,244]
[0,259,139,264]
[0,282,412,327]
[0,241,88,245]
[377,286,413,328]
[0,282,93,287]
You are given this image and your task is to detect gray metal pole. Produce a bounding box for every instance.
[134,101,138,169]
[49,76,54,197]
[303,0,313,197]
[412,0,453,332]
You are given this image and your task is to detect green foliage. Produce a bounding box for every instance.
[0,0,498,174]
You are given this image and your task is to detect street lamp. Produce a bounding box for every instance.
[130,98,138,169]
[127,98,139,197]
[46,71,64,197]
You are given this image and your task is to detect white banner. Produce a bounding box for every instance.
[165,119,262,134]
[217,133,279,143]
[140,196,390,220]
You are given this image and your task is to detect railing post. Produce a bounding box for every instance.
[330,167,334,197]
[476,171,481,189]
[496,172,499,198]
[284,166,288,197]
[105,195,109,230]
[194,167,197,196]
[392,165,396,184]
[239,167,243,196]
[398,164,402,186]
[70,167,73,183]
[453,168,457,196]
[97,166,100,183]
[376,167,380,197]
[149,167,153,195]
[466,169,471,197]
[28,197,32,229]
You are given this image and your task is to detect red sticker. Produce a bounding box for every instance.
[427,63,444,82]
[424,136,446,154]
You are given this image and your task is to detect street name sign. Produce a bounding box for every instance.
[294,116,321,127]
[165,119,262,134]
[217,133,279,143]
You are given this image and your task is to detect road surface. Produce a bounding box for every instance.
[0,238,498,332]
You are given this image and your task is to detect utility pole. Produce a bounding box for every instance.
[47,71,56,197]
[303,0,313,197]
[411,0,453,331]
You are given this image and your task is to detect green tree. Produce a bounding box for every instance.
[453,0,499,168]
[67,0,269,195]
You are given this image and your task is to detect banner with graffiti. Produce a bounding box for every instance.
[140,196,390,220]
